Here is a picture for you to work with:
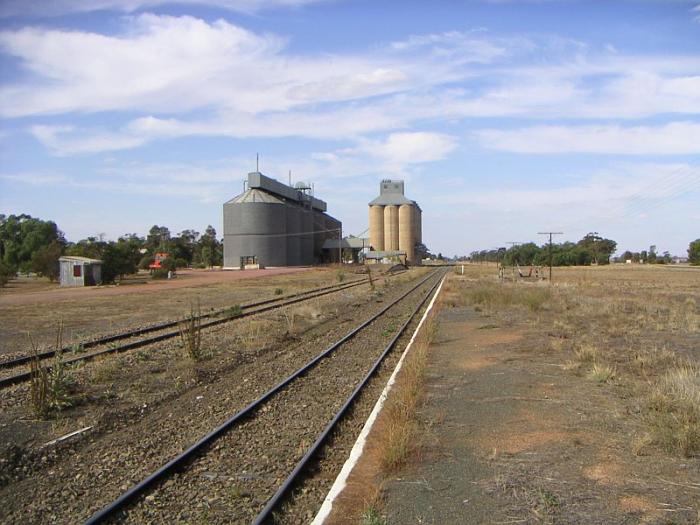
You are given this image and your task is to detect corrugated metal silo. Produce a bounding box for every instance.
[223,189,287,267]
[286,204,301,266]
[369,205,385,251]
[299,207,314,265]
[384,205,399,251]
[399,204,415,264]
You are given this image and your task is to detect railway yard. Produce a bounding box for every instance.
[0,266,444,523]
[1,264,699,524]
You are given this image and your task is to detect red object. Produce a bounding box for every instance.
[148,252,169,270]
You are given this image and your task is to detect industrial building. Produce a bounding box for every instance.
[223,172,341,268]
[368,180,422,265]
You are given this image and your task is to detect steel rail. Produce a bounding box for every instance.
[0,278,371,389]
[253,269,447,524]
[0,277,369,371]
[83,268,440,525]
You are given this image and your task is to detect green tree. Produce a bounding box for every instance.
[0,260,15,287]
[197,225,221,267]
[689,239,700,266]
[0,214,65,272]
[31,241,62,281]
[577,232,617,265]
[146,225,172,254]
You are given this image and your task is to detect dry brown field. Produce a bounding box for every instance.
[327,263,700,524]
[0,267,349,357]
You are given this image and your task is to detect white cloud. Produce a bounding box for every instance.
[0,0,325,17]
[2,18,700,156]
[475,122,700,155]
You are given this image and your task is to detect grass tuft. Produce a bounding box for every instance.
[361,506,387,525]
[587,363,615,383]
[647,364,700,457]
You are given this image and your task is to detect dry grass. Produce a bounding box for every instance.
[461,281,553,313]
[587,363,616,383]
[378,316,436,471]
[647,364,700,457]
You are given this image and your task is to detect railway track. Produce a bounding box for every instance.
[83,268,446,524]
[0,276,378,389]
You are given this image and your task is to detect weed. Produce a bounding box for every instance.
[361,506,387,525]
[283,311,296,335]
[223,304,243,318]
[336,270,346,283]
[179,301,204,361]
[274,288,284,296]
[28,324,74,419]
[69,342,85,354]
[29,337,49,419]
[587,363,615,383]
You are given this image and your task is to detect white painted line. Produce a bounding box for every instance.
[310,275,446,525]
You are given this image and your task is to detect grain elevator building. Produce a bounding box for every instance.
[223,172,341,268]
[368,180,422,265]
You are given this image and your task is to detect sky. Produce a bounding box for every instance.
[0,0,699,257]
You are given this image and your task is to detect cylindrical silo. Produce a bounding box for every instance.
[286,204,301,266]
[384,205,399,251]
[226,199,287,267]
[416,206,422,245]
[299,207,313,265]
[399,204,415,264]
[369,205,384,252]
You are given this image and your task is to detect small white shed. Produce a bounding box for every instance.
[59,256,102,287]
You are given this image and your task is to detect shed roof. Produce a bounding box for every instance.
[59,256,102,264]
[322,237,368,250]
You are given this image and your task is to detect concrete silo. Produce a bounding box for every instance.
[384,205,399,251]
[368,179,422,265]
[399,204,414,263]
[369,205,385,251]
[223,172,341,268]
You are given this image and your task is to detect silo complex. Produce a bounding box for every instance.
[223,172,341,268]
[368,180,422,265]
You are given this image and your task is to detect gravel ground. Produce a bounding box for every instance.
[0,268,434,524]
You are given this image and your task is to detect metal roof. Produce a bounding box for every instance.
[322,237,368,250]
[225,188,284,205]
[248,172,327,212]
[59,256,103,264]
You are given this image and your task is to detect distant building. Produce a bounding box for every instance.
[59,256,102,287]
[368,179,422,265]
[223,172,341,268]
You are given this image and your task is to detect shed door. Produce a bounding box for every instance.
[73,265,82,277]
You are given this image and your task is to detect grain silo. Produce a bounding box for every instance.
[368,180,422,265]
[223,172,341,268]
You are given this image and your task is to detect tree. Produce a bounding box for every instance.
[101,241,139,283]
[146,225,171,254]
[171,230,199,265]
[0,214,65,273]
[197,225,221,267]
[578,232,616,265]
[0,260,14,287]
[31,241,62,281]
[688,239,700,265]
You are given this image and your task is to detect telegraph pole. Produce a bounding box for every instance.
[537,232,563,283]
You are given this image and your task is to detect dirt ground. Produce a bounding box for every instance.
[0,267,344,355]
[325,264,700,524]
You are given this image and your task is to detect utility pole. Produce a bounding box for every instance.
[506,242,520,282]
[537,232,563,283]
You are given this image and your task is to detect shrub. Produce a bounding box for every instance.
[151,268,169,279]
[0,260,15,287]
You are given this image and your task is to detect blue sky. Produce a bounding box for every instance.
[1,0,699,257]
